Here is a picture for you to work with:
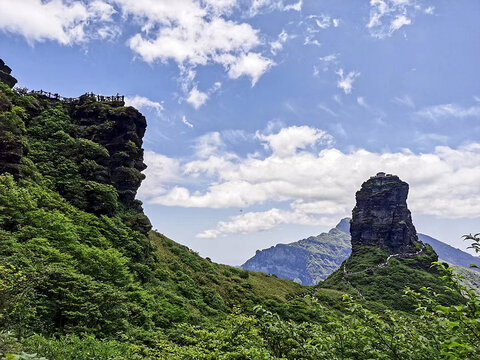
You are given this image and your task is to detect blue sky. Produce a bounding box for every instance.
[1,0,479,265]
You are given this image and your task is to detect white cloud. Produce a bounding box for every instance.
[306,13,339,30]
[417,103,480,121]
[184,81,221,109]
[367,0,431,38]
[197,208,325,238]
[357,96,369,109]
[256,125,333,157]
[424,6,435,15]
[336,68,360,94]
[137,151,181,198]
[315,53,339,72]
[393,95,415,108]
[228,52,275,86]
[116,0,275,86]
[182,115,194,128]
[304,36,321,46]
[127,16,260,65]
[203,0,237,14]
[314,14,331,29]
[390,15,411,31]
[249,0,302,16]
[283,0,302,12]
[1,0,278,87]
[187,87,209,109]
[125,95,164,114]
[317,103,338,117]
[0,0,116,44]
[270,29,288,55]
[139,126,480,237]
[193,132,225,158]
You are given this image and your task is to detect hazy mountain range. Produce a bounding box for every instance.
[243,218,480,286]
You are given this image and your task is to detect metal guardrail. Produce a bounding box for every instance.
[13,88,124,103]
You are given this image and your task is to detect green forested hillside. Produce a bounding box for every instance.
[1,65,479,359]
[0,79,304,334]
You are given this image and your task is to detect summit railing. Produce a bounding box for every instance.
[14,88,124,103]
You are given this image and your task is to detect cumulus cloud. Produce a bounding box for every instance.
[203,0,237,14]
[138,126,480,237]
[417,103,480,121]
[125,95,164,114]
[256,125,333,157]
[187,87,209,109]
[336,69,360,94]
[0,0,117,44]
[137,151,181,198]
[1,0,280,88]
[111,0,276,86]
[197,208,325,238]
[184,80,221,109]
[193,132,226,159]
[228,52,275,86]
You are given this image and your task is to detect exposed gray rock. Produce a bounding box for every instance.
[350,173,418,254]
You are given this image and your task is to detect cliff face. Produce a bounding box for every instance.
[0,58,151,233]
[350,173,418,254]
[70,97,147,207]
[242,220,352,285]
[0,62,24,180]
[0,59,17,88]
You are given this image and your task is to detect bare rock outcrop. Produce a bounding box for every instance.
[350,172,419,254]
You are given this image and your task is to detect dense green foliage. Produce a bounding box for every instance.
[1,75,479,359]
[320,244,463,311]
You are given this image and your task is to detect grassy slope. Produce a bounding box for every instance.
[149,231,304,309]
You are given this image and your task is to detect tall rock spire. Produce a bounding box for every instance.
[350,172,418,253]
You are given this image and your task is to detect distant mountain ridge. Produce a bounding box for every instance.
[242,218,479,285]
[242,220,351,285]
[418,233,480,269]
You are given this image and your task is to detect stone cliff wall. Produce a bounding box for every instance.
[0,59,17,88]
[70,97,147,207]
[350,173,418,253]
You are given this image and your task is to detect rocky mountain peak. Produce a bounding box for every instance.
[350,172,418,253]
[335,218,351,234]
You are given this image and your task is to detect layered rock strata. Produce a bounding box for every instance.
[350,172,418,254]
